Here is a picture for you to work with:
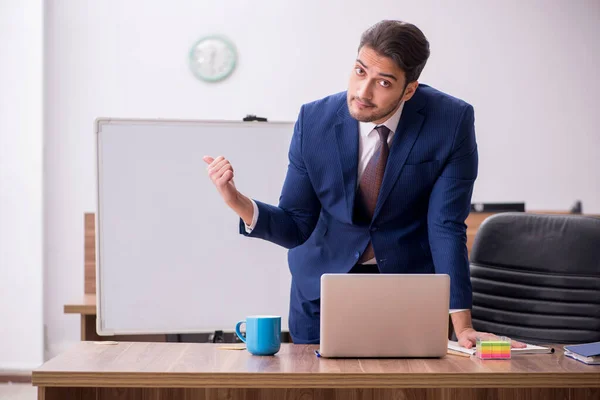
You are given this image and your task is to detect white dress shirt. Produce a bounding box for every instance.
[244,102,465,313]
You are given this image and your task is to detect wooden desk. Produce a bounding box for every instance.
[33,342,599,400]
[64,294,96,341]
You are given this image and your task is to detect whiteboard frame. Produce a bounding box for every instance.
[94,117,294,336]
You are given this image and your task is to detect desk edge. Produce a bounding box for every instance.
[31,371,600,389]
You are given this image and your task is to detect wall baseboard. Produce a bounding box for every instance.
[0,367,33,383]
[0,373,32,383]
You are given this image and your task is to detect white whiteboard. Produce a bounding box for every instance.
[95,118,293,335]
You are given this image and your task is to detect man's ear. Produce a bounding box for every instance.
[402,81,419,102]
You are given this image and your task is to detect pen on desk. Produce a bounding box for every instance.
[314,350,321,358]
[447,349,471,358]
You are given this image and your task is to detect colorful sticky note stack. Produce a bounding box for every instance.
[476,337,511,360]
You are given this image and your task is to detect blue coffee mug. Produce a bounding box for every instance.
[235,315,281,356]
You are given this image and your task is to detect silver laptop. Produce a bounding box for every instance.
[319,273,450,358]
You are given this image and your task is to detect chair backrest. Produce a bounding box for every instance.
[470,212,600,344]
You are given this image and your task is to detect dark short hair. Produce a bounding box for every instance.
[359,20,430,84]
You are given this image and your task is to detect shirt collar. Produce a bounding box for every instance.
[359,101,405,138]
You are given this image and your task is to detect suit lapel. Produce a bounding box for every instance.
[334,102,359,222]
[372,92,427,220]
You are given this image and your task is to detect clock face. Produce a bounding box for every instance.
[189,36,237,82]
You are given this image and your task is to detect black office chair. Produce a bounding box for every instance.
[469,212,600,344]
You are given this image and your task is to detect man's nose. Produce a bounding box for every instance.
[357,80,374,100]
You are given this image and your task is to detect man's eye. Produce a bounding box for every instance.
[355,67,365,75]
[379,80,390,88]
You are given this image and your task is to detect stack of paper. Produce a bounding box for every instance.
[448,340,553,355]
[564,342,600,365]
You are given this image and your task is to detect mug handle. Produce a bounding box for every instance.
[235,320,247,343]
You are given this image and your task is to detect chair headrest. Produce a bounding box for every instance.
[470,213,600,275]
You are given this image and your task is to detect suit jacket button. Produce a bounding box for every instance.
[354,251,360,259]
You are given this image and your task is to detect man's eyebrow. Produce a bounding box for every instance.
[378,72,398,81]
[356,59,398,81]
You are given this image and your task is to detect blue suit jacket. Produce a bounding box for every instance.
[242,83,477,315]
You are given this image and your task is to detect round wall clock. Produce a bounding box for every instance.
[189,35,237,82]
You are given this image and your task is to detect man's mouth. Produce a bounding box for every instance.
[353,98,375,108]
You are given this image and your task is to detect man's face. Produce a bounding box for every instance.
[347,46,418,124]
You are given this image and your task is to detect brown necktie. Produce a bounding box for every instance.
[355,125,391,263]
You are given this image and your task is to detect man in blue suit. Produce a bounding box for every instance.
[204,20,524,348]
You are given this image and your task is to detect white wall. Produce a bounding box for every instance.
[0,0,44,370]
[44,0,600,357]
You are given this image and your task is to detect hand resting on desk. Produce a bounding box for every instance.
[451,310,526,349]
[457,328,527,349]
